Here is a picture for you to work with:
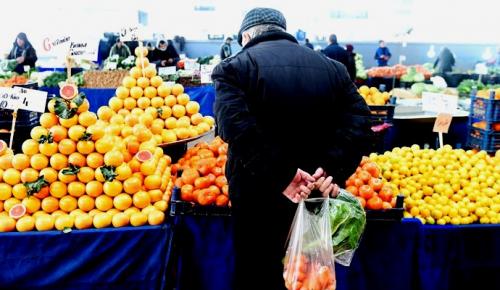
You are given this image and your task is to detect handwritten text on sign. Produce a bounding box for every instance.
[120,26,140,41]
[0,87,22,110]
[422,92,458,114]
[42,35,71,53]
[433,113,453,133]
[69,41,98,61]
[13,87,48,113]
[159,66,177,76]
[200,64,215,84]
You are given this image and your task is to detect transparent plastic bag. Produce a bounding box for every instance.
[283,198,336,290]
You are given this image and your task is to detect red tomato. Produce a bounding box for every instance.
[367,196,383,210]
[346,185,358,196]
[368,178,383,191]
[359,185,374,200]
[356,196,366,208]
[379,185,394,202]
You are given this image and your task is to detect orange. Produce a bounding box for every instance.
[133,191,151,209]
[112,212,130,227]
[124,97,137,110]
[67,125,85,142]
[46,99,57,113]
[171,84,184,96]
[148,189,163,203]
[162,129,177,143]
[197,122,211,133]
[135,46,149,58]
[68,181,86,197]
[185,101,200,115]
[190,113,203,125]
[59,195,77,212]
[144,175,161,190]
[140,160,157,176]
[3,168,21,185]
[50,181,67,198]
[125,114,139,127]
[77,140,95,155]
[137,97,151,109]
[93,212,112,228]
[172,104,186,118]
[95,137,114,154]
[12,154,30,171]
[124,177,142,194]
[130,108,144,117]
[107,209,120,216]
[77,167,94,183]
[0,154,13,170]
[95,195,113,211]
[51,210,66,219]
[135,57,150,69]
[158,106,172,119]
[32,211,48,219]
[77,195,95,212]
[109,97,124,111]
[40,113,58,129]
[104,150,124,167]
[3,198,20,212]
[88,209,102,218]
[165,117,177,129]
[86,125,105,141]
[0,216,16,232]
[106,123,124,136]
[154,200,168,212]
[113,194,133,211]
[97,106,115,121]
[58,139,77,155]
[47,125,67,143]
[94,167,105,182]
[144,107,158,119]
[130,86,144,99]
[58,169,77,184]
[77,99,90,113]
[136,77,150,89]
[78,111,97,127]
[142,205,157,216]
[116,164,132,181]
[124,207,140,216]
[59,115,78,129]
[150,76,163,88]
[41,196,59,213]
[164,95,177,107]
[177,93,190,106]
[86,153,104,169]
[129,67,142,79]
[20,168,39,183]
[122,76,137,88]
[16,215,35,232]
[148,210,165,225]
[176,117,190,128]
[121,126,133,138]
[22,139,39,156]
[110,114,125,125]
[115,86,129,99]
[50,153,68,170]
[31,126,48,140]
[54,214,74,230]
[103,180,123,197]
[128,159,141,173]
[143,65,157,78]
[157,84,171,97]
[86,180,103,197]
[35,214,55,231]
[39,142,58,157]
[133,125,153,142]
[68,152,86,167]
[144,86,157,99]
[74,214,93,229]
[40,168,58,183]
[130,212,148,226]
[12,184,27,199]
[203,116,215,127]
[150,119,164,135]
[175,128,190,140]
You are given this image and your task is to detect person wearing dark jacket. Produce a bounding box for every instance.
[109,38,131,58]
[346,44,357,81]
[322,34,349,68]
[212,7,371,290]
[374,40,391,66]
[220,37,233,60]
[304,38,314,49]
[7,32,37,74]
[151,40,180,67]
[434,47,455,74]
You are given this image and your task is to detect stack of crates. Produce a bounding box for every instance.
[467,89,500,153]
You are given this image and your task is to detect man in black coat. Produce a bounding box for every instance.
[322,34,349,69]
[212,7,371,290]
[150,40,180,67]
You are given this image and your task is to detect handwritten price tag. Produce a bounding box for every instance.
[120,26,141,41]
[433,113,453,133]
[0,87,21,110]
[13,87,48,113]
[422,92,458,114]
[159,66,177,76]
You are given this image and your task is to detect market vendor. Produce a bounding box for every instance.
[109,38,131,58]
[434,47,455,74]
[6,32,37,74]
[374,40,391,66]
[150,40,180,67]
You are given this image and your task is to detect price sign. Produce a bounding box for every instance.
[159,66,177,76]
[42,35,72,56]
[200,64,215,84]
[69,39,99,61]
[0,87,22,110]
[422,92,458,114]
[475,63,488,75]
[433,113,453,133]
[184,60,200,72]
[13,87,48,113]
[120,26,141,41]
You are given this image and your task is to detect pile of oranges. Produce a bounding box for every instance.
[98,46,215,145]
[0,87,172,232]
[173,137,229,207]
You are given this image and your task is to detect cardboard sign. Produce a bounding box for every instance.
[433,113,453,133]
[200,64,215,84]
[120,26,141,41]
[42,35,72,56]
[422,92,458,114]
[0,87,22,110]
[159,66,177,76]
[13,87,48,113]
[69,39,99,61]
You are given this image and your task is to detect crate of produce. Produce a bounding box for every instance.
[469,90,500,122]
[467,126,500,152]
[368,105,395,125]
[169,187,231,217]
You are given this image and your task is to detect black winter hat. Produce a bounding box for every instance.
[237,7,287,46]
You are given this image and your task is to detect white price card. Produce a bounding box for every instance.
[184,60,200,72]
[159,66,177,76]
[200,64,215,84]
[69,38,99,61]
[120,26,141,41]
[0,87,21,110]
[422,92,458,114]
[13,87,48,113]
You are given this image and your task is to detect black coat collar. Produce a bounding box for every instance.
[243,31,298,50]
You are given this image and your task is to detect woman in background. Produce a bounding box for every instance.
[7,32,37,74]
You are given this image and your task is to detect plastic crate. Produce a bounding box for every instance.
[369,105,395,125]
[169,187,231,217]
[365,195,405,221]
[467,126,500,152]
[469,91,499,123]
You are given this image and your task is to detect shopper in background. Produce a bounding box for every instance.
[151,40,180,67]
[213,7,371,290]
[304,38,314,49]
[7,32,37,74]
[322,34,349,68]
[374,40,391,66]
[220,37,233,60]
[109,38,131,58]
[346,44,357,81]
[434,47,455,74]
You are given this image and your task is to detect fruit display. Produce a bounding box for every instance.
[0,75,28,87]
[0,86,172,232]
[98,46,214,145]
[345,157,398,210]
[366,64,432,79]
[172,136,229,207]
[367,145,500,225]
[357,86,391,105]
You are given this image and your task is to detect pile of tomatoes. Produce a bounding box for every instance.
[173,136,229,207]
[283,254,335,290]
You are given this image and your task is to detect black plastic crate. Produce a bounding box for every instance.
[369,105,395,125]
[169,187,231,217]
[467,126,500,152]
[469,92,499,123]
[365,195,405,221]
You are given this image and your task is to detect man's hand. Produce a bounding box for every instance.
[283,169,315,203]
[161,60,167,66]
[312,167,340,198]
[16,56,24,64]
[168,58,174,64]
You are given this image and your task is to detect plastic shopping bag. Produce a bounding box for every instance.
[283,198,336,290]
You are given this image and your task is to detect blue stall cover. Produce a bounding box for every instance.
[0,225,171,290]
